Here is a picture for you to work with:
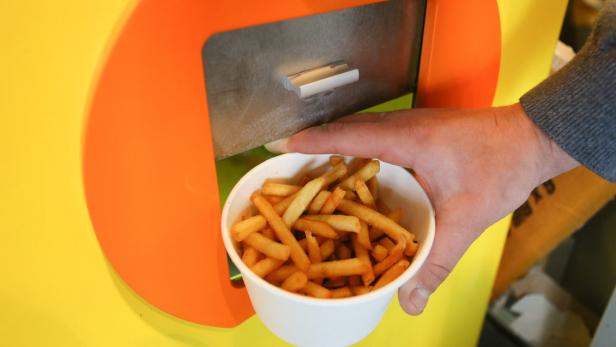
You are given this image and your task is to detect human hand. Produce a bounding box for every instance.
[266,103,577,314]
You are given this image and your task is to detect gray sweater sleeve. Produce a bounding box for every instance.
[520,0,616,182]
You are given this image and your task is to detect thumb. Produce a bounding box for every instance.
[398,221,473,315]
[265,114,398,161]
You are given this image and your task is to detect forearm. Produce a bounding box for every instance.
[520,0,616,182]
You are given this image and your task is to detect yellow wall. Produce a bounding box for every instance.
[0,1,566,346]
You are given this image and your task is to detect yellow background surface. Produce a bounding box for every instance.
[0,1,566,346]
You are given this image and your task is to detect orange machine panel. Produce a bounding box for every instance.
[83,0,500,327]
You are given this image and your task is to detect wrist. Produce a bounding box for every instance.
[512,103,579,185]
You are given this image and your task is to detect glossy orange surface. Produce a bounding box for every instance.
[83,0,500,327]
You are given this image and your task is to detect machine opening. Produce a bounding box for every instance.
[200,0,425,281]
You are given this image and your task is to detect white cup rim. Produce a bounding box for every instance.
[221,153,435,306]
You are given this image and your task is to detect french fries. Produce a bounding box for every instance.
[337,199,417,255]
[273,192,299,215]
[357,221,372,250]
[262,183,301,196]
[378,237,395,251]
[282,177,325,227]
[367,177,378,200]
[331,287,353,298]
[304,215,361,233]
[373,238,406,276]
[373,259,410,290]
[355,179,375,208]
[320,187,346,214]
[281,271,308,292]
[336,244,352,260]
[293,218,339,239]
[230,155,420,298]
[231,215,266,242]
[371,244,388,262]
[352,233,375,286]
[320,239,335,259]
[339,160,380,190]
[244,232,291,261]
[251,257,284,277]
[307,258,369,279]
[305,231,322,264]
[308,190,331,214]
[265,265,299,284]
[261,226,276,240]
[329,155,344,167]
[303,281,331,298]
[369,210,400,240]
[242,246,261,267]
[252,193,311,271]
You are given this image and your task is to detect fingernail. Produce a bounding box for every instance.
[408,288,431,314]
[265,138,290,153]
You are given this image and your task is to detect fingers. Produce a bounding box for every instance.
[265,112,400,155]
[397,220,473,315]
[272,120,397,161]
[335,112,389,124]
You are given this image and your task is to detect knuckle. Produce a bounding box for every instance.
[422,262,452,292]
[324,122,347,134]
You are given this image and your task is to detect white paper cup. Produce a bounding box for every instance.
[221,154,435,347]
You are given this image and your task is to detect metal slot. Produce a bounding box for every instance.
[285,61,359,99]
[203,0,425,158]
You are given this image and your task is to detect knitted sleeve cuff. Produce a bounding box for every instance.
[520,1,616,182]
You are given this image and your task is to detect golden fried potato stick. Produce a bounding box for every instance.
[273,192,299,215]
[367,177,378,201]
[265,195,284,204]
[252,193,311,271]
[344,190,358,201]
[357,221,372,250]
[281,271,308,292]
[265,265,299,284]
[320,239,335,260]
[231,215,266,241]
[373,259,410,290]
[251,257,285,278]
[348,275,362,287]
[303,281,332,298]
[337,199,416,255]
[350,286,372,296]
[354,179,376,208]
[339,160,380,190]
[331,287,353,298]
[293,218,339,239]
[307,258,369,279]
[335,244,352,260]
[261,183,301,196]
[261,226,277,240]
[298,238,308,252]
[373,237,406,276]
[352,234,375,286]
[282,177,325,228]
[320,187,346,214]
[388,208,402,223]
[329,155,344,167]
[321,162,348,186]
[371,244,388,262]
[304,215,361,233]
[242,246,261,267]
[369,210,400,240]
[244,232,291,261]
[305,231,322,264]
[378,237,395,251]
[407,239,419,256]
[308,190,331,214]
[325,277,347,289]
